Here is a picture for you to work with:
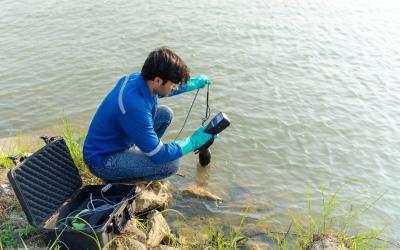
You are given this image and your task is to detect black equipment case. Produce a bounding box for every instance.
[7,137,136,250]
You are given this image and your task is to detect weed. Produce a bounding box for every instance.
[0,221,18,247]
[60,117,86,171]
[0,221,39,248]
[273,181,390,249]
[0,156,14,168]
[59,117,101,185]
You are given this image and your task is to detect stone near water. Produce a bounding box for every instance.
[114,238,147,250]
[243,239,272,250]
[181,185,223,201]
[309,235,349,250]
[135,181,172,213]
[146,210,171,247]
[123,219,147,243]
[150,245,181,250]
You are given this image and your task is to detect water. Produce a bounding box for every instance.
[1,0,400,241]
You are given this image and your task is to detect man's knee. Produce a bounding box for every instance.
[158,106,173,124]
[170,159,180,175]
[164,159,180,177]
[144,159,180,181]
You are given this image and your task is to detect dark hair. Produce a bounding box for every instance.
[141,47,190,84]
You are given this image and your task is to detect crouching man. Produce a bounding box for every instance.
[83,47,216,181]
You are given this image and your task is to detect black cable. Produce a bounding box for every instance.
[174,84,211,141]
[174,89,200,141]
[202,84,211,126]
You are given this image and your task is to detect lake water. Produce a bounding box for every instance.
[1,0,400,243]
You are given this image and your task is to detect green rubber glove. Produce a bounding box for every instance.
[185,75,211,92]
[176,126,217,156]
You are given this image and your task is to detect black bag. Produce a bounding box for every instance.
[7,137,136,250]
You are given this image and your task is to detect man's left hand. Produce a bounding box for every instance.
[186,75,211,91]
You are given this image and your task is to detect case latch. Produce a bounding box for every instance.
[40,136,62,145]
[113,212,128,234]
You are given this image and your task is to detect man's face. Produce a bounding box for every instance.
[157,80,180,97]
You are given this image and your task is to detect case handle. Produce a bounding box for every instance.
[7,155,28,165]
[39,136,61,145]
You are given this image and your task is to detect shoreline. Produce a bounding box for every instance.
[0,122,394,249]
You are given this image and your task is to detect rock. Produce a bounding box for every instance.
[113,238,148,250]
[146,210,171,247]
[151,245,180,250]
[111,218,148,249]
[0,183,11,196]
[135,182,172,214]
[181,185,223,201]
[124,219,147,243]
[309,235,349,250]
[0,168,10,195]
[243,240,272,250]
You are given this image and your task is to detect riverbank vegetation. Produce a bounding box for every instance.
[0,118,395,249]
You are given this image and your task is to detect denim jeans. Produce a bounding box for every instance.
[91,106,180,181]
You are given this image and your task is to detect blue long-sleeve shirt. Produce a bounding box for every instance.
[83,72,187,166]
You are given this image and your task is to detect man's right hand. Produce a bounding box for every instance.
[175,126,218,156]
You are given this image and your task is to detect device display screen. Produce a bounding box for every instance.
[205,112,230,134]
[210,114,222,127]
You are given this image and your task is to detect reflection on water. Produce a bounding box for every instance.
[195,162,211,188]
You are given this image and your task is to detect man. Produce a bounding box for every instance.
[83,47,216,181]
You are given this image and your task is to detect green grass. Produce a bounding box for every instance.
[0,156,14,168]
[60,117,86,172]
[0,220,39,248]
[0,131,43,169]
[59,117,100,184]
[269,181,389,249]
[203,219,246,249]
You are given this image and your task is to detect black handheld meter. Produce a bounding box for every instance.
[196,112,230,152]
[196,112,230,166]
[204,112,231,134]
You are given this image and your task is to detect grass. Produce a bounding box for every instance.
[0,219,40,248]
[203,219,246,249]
[0,119,395,249]
[60,117,86,172]
[0,131,42,169]
[0,156,14,169]
[269,181,389,249]
[59,117,100,184]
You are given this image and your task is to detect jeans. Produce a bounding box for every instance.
[91,106,180,181]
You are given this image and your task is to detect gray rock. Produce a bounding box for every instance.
[146,210,171,247]
[135,182,172,213]
[242,239,272,250]
[245,243,271,250]
[113,238,148,250]
[0,183,11,195]
[0,168,10,196]
[310,236,349,250]
[124,219,147,243]
[151,245,180,250]
[111,218,149,249]
[181,185,223,201]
